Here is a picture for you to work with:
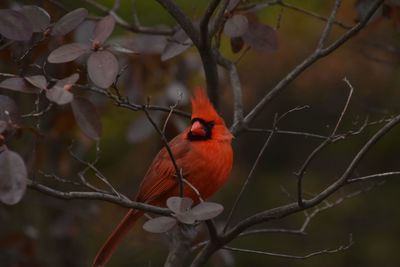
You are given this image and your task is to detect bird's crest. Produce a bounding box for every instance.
[191,87,223,124]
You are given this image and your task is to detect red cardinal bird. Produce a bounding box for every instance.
[93,87,233,266]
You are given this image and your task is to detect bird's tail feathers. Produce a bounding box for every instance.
[93,209,143,267]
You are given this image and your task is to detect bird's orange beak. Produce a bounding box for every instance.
[190,121,206,136]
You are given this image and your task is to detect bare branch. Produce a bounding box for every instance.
[142,106,185,197]
[220,113,400,256]
[216,53,244,126]
[238,228,306,237]
[83,0,173,35]
[72,83,191,118]
[231,0,384,136]
[248,128,327,140]
[348,171,400,183]
[27,180,171,216]
[224,234,353,259]
[155,0,200,45]
[278,0,351,30]
[317,0,342,50]
[200,0,221,44]
[332,77,354,135]
[223,115,276,232]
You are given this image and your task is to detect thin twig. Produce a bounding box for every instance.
[83,0,173,35]
[216,53,244,126]
[28,180,171,215]
[223,114,277,233]
[278,0,351,30]
[347,171,400,183]
[332,77,354,135]
[224,234,353,259]
[231,0,384,136]
[318,0,342,49]
[142,106,185,197]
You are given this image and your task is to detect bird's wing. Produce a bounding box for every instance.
[135,135,191,204]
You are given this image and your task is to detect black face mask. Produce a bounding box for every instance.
[187,118,214,141]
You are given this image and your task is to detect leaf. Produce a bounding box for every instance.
[56,73,80,87]
[48,43,90,63]
[0,77,40,94]
[166,197,197,224]
[230,37,244,53]
[0,148,28,205]
[243,21,278,52]
[93,15,115,45]
[167,197,193,214]
[191,202,224,221]
[223,14,248,38]
[45,86,73,105]
[51,8,88,36]
[71,97,102,140]
[143,216,177,233]
[24,75,47,90]
[161,28,192,61]
[0,95,20,125]
[87,50,119,88]
[45,73,79,105]
[0,9,33,41]
[19,5,50,32]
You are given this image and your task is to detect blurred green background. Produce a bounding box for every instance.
[1,0,400,266]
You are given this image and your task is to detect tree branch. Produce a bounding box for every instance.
[84,0,174,35]
[224,234,353,259]
[230,0,384,135]
[155,0,200,45]
[27,180,171,215]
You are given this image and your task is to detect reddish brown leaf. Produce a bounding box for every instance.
[87,50,119,88]
[167,197,193,214]
[71,97,102,140]
[161,28,192,61]
[224,14,248,38]
[0,147,28,205]
[56,73,80,87]
[93,15,115,45]
[143,216,177,233]
[48,43,90,63]
[0,77,40,94]
[243,21,278,52]
[0,9,33,41]
[45,87,73,105]
[191,202,224,221]
[166,197,197,224]
[19,5,50,32]
[24,75,47,90]
[51,8,88,36]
